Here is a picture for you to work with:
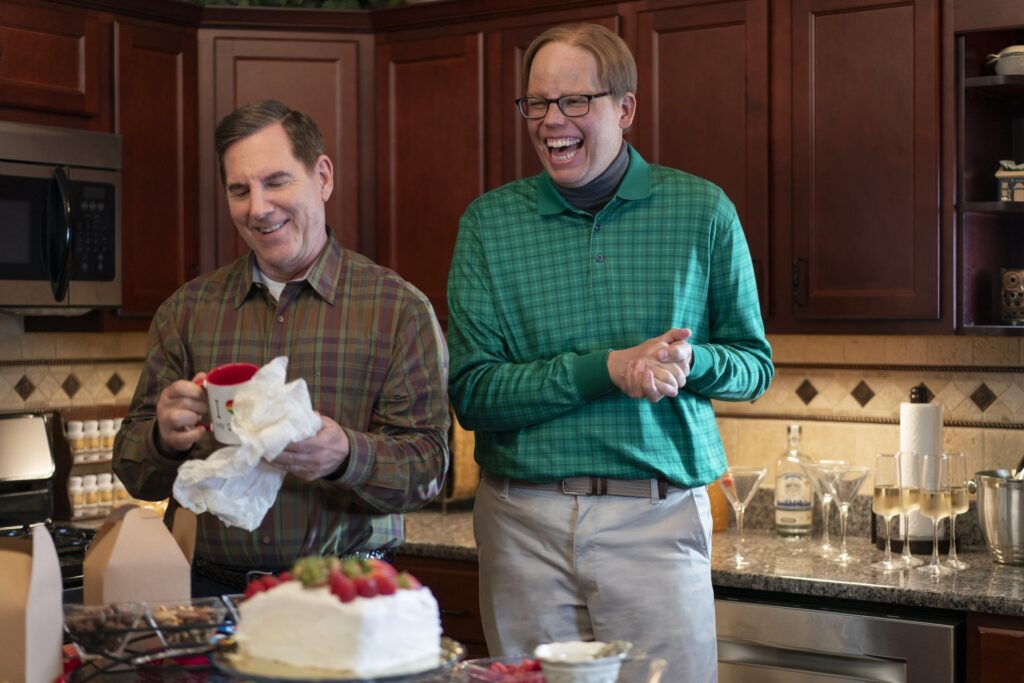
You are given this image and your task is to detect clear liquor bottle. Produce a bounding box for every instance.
[775,424,813,537]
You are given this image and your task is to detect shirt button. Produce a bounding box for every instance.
[595,255,604,263]
[277,315,285,323]
[261,535,272,545]
[594,224,602,232]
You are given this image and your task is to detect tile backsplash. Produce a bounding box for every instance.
[2,313,1024,480]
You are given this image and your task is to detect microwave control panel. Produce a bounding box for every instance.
[69,182,115,281]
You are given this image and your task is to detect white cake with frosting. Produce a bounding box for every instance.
[232,558,442,677]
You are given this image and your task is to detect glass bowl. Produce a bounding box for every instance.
[63,602,149,657]
[460,654,546,682]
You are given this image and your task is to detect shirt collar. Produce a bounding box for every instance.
[230,226,344,308]
[536,143,652,216]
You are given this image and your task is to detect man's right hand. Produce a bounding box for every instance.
[155,372,209,453]
[608,329,692,403]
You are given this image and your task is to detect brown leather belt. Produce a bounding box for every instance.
[493,475,672,500]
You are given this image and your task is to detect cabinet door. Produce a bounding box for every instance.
[0,0,110,129]
[967,612,1024,683]
[376,33,484,324]
[790,0,940,321]
[116,21,199,315]
[204,33,364,267]
[634,0,770,317]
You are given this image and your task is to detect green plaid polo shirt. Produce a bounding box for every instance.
[447,145,773,488]
[114,230,450,569]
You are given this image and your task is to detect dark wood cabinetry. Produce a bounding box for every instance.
[375,32,485,324]
[0,0,111,130]
[783,0,943,327]
[198,30,371,270]
[957,24,1024,333]
[966,612,1024,683]
[116,20,199,315]
[393,554,487,659]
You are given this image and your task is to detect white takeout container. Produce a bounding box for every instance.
[987,46,1024,75]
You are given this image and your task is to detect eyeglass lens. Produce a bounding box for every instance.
[518,94,602,119]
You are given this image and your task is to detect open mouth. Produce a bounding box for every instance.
[546,137,582,162]
[254,219,287,235]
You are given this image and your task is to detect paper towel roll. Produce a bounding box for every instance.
[898,401,944,540]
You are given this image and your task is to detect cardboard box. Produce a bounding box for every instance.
[84,505,191,605]
[0,526,63,683]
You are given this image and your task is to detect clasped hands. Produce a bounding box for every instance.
[608,328,693,404]
[155,371,349,481]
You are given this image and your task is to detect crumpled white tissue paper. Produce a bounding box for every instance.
[172,356,322,530]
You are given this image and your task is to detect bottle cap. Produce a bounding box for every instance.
[82,474,97,486]
[909,385,928,403]
[65,421,84,434]
[69,476,83,488]
[97,473,112,484]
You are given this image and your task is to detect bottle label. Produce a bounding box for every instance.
[775,473,813,527]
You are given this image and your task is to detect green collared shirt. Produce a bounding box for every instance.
[447,145,773,487]
[114,230,450,568]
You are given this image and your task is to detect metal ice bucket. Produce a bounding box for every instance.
[972,470,1024,565]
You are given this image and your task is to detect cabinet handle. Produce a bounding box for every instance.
[440,608,469,617]
[792,258,807,307]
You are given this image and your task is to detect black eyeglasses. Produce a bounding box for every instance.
[514,92,610,119]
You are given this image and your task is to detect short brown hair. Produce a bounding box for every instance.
[214,99,325,184]
[522,23,637,99]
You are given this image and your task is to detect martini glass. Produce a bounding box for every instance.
[945,452,969,570]
[870,453,903,572]
[826,465,870,566]
[915,453,954,576]
[898,451,924,568]
[801,460,846,557]
[718,466,767,568]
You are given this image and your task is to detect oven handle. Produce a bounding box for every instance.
[43,167,74,302]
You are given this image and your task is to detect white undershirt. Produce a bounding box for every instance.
[253,264,297,301]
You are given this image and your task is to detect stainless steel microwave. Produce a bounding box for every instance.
[0,121,121,311]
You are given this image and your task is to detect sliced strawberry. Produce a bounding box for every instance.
[260,575,281,590]
[366,558,398,578]
[277,571,291,583]
[244,580,267,599]
[376,574,398,595]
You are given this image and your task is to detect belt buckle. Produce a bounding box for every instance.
[561,477,588,496]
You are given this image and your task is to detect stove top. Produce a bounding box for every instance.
[0,521,94,589]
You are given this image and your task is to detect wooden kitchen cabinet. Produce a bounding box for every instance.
[956,21,1024,333]
[393,554,487,659]
[966,612,1024,683]
[779,0,945,329]
[0,0,111,131]
[116,19,199,315]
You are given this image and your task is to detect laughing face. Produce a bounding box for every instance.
[526,41,636,189]
[223,122,334,282]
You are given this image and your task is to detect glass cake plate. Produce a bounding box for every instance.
[211,636,464,682]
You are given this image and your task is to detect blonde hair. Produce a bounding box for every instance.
[522,23,637,98]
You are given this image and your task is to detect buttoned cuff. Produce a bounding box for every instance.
[149,422,193,467]
[322,428,372,487]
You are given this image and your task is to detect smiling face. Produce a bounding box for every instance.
[526,41,636,189]
[223,122,334,281]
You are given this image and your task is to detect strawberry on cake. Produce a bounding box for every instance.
[231,556,442,677]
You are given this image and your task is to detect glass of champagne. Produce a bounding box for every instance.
[915,453,954,576]
[945,452,969,570]
[871,454,903,571]
[801,460,846,557]
[826,465,870,566]
[898,450,924,568]
[718,466,767,568]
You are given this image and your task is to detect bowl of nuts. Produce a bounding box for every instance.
[63,602,149,658]
[147,597,229,650]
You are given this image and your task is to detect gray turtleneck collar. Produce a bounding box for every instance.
[554,143,629,214]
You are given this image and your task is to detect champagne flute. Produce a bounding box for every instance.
[871,454,903,571]
[945,452,969,570]
[914,453,954,576]
[826,465,870,565]
[898,450,924,568]
[718,466,767,568]
[801,460,846,557]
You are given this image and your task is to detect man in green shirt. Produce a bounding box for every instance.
[447,24,772,680]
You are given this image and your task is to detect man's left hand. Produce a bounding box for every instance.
[272,415,350,481]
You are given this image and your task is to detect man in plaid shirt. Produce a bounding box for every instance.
[114,100,449,595]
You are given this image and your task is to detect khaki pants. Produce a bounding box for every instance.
[474,476,717,682]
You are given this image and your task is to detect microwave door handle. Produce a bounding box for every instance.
[44,167,74,302]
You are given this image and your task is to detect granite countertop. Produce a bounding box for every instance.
[400,509,1024,618]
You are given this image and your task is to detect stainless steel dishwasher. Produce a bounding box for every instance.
[716,596,962,682]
